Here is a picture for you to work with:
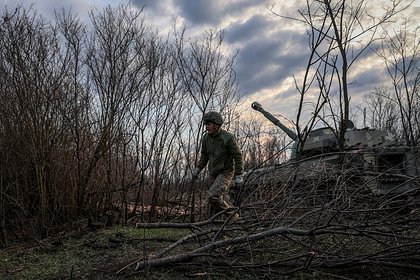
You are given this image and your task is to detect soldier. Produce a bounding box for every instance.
[192,111,244,219]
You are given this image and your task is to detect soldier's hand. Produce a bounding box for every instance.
[191,168,200,181]
[234,175,244,185]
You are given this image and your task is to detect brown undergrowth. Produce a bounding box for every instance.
[1,217,420,280]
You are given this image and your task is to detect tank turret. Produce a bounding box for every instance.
[252,102,339,158]
[251,101,401,157]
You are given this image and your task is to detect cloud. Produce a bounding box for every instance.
[225,14,274,44]
[173,0,222,25]
[226,15,309,95]
[132,0,164,10]
[1,0,418,124]
[172,0,262,26]
[350,66,389,95]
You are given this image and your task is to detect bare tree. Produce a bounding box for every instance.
[363,87,400,135]
[271,0,412,149]
[54,9,90,219]
[172,27,242,221]
[0,6,82,237]
[376,19,420,146]
[80,4,151,214]
[238,116,290,170]
[0,3,244,244]
[174,27,240,148]
[174,28,239,113]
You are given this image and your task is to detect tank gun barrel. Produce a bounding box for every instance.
[251,102,298,140]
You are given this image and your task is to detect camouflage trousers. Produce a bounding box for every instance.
[208,171,234,215]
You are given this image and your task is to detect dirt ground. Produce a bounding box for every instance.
[1,224,420,280]
[1,225,277,280]
[0,226,192,280]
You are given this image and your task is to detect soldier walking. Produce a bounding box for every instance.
[192,111,244,219]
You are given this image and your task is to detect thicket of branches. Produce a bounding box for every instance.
[270,0,419,150]
[120,158,420,278]
[365,17,420,146]
[0,4,288,246]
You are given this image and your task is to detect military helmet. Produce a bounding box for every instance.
[203,111,224,125]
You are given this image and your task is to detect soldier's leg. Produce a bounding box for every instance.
[208,172,234,215]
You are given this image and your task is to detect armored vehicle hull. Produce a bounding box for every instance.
[244,102,420,197]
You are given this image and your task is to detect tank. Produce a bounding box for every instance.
[244,102,420,196]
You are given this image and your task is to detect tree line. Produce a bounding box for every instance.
[0,4,289,246]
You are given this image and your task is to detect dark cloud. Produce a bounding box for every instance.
[172,0,261,26]
[220,0,263,20]
[350,66,388,95]
[227,16,309,95]
[130,1,311,98]
[132,0,164,10]
[235,40,284,94]
[172,0,222,25]
[225,14,274,44]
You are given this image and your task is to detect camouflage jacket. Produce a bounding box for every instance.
[196,128,244,178]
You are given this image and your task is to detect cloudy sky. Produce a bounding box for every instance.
[1,0,419,126]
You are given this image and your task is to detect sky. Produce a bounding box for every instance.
[1,0,419,127]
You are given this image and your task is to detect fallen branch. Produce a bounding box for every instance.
[129,226,310,271]
[134,211,231,230]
